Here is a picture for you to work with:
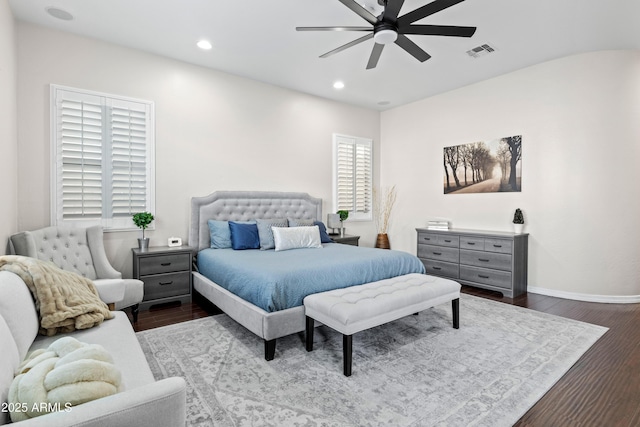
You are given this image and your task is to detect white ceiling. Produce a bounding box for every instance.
[9,0,640,110]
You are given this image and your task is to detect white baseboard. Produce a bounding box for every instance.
[527,286,640,304]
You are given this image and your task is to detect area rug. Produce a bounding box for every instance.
[137,294,607,426]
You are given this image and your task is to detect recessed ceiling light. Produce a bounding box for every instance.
[377,101,390,106]
[197,40,212,50]
[333,81,345,90]
[46,7,74,21]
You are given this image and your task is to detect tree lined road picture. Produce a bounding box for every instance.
[443,135,522,194]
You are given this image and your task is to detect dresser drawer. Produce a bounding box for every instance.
[139,253,191,276]
[417,232,438,245]
[418,244,459,263]
[460,249,512,272]
[460,236,484,250]
[417,232,459,248]
[420,259,459,279]
[143,271,190,301]
[484,238,512,254]
[460,265,512,289]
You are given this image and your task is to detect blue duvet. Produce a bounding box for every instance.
[197,243,425,312]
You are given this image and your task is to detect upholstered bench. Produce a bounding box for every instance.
[304,273,461,376]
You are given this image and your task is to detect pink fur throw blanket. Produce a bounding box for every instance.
[0,255,113,336]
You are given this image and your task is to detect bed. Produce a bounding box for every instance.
[189,191,425,360]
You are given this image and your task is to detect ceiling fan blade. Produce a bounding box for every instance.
[366,43,385,69]
[338,0,378,25]
[394,34,431,62]
[296,26,373,32]
[382,0,405,21]
[400,24,476,37]
[397,0,466,26]
[319,33,374,58]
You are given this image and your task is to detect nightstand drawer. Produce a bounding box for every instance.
[143,271,190,301]
[460,265,512,289]
[418,244,459,263]
[460,249,512,272]
[139,253,191,276]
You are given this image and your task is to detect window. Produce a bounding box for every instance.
[50,85,155,231]
[332,133,373,221]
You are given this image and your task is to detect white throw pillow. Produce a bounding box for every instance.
[272,226,323,251]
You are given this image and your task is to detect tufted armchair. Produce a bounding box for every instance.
[9,225,144,322]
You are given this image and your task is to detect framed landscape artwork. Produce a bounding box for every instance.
[443,135,522,194]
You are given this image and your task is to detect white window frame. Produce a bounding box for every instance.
[332,133,373,222]
[50,84,155,231]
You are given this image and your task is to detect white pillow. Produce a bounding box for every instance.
[272,226,323,251]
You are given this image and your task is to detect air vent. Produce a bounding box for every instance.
[466,43,496,59]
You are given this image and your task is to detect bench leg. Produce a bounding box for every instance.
[343,334,353,377]
[452,298,460,329]
[264,339,276,361]
[305,316,314,352]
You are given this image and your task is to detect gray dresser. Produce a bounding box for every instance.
[416,228,528,298]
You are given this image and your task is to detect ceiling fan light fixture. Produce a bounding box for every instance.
[374,29,398,45]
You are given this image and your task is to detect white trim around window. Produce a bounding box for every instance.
[50,85,155,231]
[332,133,373,221]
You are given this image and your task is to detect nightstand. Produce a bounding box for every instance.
[330,234,360,246]
[132,246,193,310]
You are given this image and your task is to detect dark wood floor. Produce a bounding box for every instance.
[130,287,640,426]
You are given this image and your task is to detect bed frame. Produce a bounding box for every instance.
[189,191,323,360]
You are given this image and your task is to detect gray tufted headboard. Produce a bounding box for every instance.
[189,191,322,252]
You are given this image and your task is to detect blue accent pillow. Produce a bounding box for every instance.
[207,220,231,249]
[229,221,260,250]
[314,221,334,244]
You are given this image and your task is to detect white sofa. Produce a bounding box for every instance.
[0,271,186,426]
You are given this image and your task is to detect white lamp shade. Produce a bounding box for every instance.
[327,213,341,229]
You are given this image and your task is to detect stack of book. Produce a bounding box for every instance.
[427,220,450,230]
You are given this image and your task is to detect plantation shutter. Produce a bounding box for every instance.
[56,92,104,220]
[333,134,373,221]
[109,100,150,218]
[52,85,155,230]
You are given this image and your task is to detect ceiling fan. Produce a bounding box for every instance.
[296,0,477,69]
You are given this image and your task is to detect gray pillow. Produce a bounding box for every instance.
[288,218,315,227]
[256,218,288,250]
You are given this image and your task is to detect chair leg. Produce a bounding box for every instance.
[132,304,140,323]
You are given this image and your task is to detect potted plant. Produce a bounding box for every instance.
[513,208,524,234]
[133,212,154,250]
[337,210,349,237]
[373,185,397,249]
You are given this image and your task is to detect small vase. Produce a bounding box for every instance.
[340,226,345,237]
[375,233,390,249]
[513,224,524,234]
[138,237,149,251]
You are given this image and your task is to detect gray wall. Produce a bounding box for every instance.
[15,23,380,276]
[0,0,18,253]
[380,50,640,300]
